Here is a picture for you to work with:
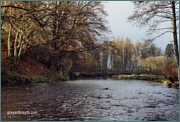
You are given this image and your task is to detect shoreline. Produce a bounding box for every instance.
[111,74,179,89]
[2,72,179,89]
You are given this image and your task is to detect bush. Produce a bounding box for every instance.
[1,72,31,85]
[31,76,48,83]
[163,80,172,87]
[172,81,179,89]
[55,74,69,81]
[164,58,179,82]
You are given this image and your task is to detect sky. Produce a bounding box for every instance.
[104,1,175,52]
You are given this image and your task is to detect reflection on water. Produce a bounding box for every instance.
[1,79,179,121]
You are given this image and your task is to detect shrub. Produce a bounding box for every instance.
[31,76,48,83]
[163,80,172,87]
[25,67,29,72]
[1,72,31,85]
[172,81,179,89]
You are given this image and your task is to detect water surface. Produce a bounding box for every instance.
[1,79,179,121]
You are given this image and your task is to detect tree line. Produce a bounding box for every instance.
[1,1,178,80]
[128,1,179,66]
[1,1,110,66]
[73,37,177,76]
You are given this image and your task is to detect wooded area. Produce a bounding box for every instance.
[1,2,179,121]
[128,1,179,66]
[1,1,179,83]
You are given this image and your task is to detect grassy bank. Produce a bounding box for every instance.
[112,74,164,82]
[2,72,69,85]
[111,74,179,88]
[1,53,69,85]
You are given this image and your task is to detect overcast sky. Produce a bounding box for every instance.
[104,1,174,51]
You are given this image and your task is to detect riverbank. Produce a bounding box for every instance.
[1,54,69,85]
[1,51,178,88]
[111,74,179,89]
[2,69,179,89]
[2,71,69,85]
[111,74,164,82]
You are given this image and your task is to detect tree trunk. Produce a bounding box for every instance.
[7,3,12,57]
[17,35,23,61]
[172,1,179,66]
[14,32,19,65]
[1,19,4,29]
[69,62,78,80]
[48,54,54,69]
[8,24,11,57]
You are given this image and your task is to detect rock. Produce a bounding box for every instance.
[25,87,29,90]
[101,87,109,90]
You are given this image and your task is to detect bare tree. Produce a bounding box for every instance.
[128,1,179,66]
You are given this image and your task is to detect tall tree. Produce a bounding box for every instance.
[1,1,45,64]
[134,41,142,72]
[128,1,179,66]
[7,1,12,57]
[165,43,175,58]
[171,1,179,66]
[1,1,110,67]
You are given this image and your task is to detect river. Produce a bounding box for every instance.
[1,79,179,121]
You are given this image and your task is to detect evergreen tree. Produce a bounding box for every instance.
[165,43,175,58]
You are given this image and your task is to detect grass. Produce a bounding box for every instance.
[112,74,179,89]
[31,76,48,83]
[111,74,164,82]
[2,71,69,85]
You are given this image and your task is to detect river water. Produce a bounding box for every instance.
[1,79,179,121]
